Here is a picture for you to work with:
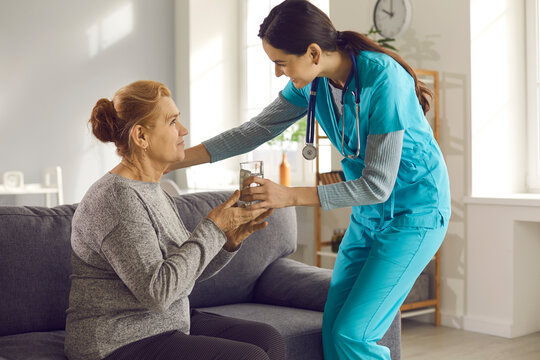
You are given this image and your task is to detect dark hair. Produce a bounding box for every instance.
[89,80,171,157]
[258,0,432,114]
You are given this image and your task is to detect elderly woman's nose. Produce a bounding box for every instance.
[177,122,189,136]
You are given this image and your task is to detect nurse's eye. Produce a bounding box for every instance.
[170,118,177,125]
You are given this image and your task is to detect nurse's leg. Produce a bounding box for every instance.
[330,223,447,360]
[322,225,372,360]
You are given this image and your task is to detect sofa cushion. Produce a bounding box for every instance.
[0,330,67,360]
[0,205,76,337]
[176,192,297,308]
[198,303,325,360]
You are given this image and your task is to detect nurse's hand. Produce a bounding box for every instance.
[240,176,294,209]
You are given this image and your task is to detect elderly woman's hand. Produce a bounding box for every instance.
[206,190,269,234]
[223,207,274,251]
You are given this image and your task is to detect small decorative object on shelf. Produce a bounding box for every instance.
[279,152,290,186]
[3,171,24,189]
[331,229,346,253]
[267,117,306,183]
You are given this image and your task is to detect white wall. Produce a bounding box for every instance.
[0,0,175,205]
[471,0,527,196]
[466,0,540,338]
[330,0,471,329]
[173,0,244,191]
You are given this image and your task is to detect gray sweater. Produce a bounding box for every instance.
[65,173,236,360]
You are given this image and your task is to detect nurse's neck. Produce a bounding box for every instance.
[318,50,352,89]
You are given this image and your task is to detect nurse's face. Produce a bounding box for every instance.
[262,40,318,89]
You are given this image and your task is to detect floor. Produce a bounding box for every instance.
[401,319,540,360]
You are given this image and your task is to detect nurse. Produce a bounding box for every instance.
[172,0,451,359]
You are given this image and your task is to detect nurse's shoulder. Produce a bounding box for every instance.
[358,51,413,88]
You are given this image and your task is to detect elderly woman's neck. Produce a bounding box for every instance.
[111,157,165,183]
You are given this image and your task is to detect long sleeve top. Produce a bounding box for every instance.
[65,173,236,360]
[203,91,403,211]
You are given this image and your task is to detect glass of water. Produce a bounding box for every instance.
[239,160,264,207]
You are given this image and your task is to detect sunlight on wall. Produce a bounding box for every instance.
[470,0,527,195]
[187,36,235,189]
[190,36,224,145]
[87,3,134,58]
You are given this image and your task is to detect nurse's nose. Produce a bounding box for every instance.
[275,64,284,77]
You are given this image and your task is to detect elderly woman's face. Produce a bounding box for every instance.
[146,96,188,164]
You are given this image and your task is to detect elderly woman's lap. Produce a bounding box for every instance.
[103,310,285,360]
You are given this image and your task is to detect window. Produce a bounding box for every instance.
[241,0,329,185]
[526,0,540,192]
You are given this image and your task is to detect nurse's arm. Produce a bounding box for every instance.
[173,144,212,170]
[317,130,404,210]
[242,176,320,209]
[167,93,306,171]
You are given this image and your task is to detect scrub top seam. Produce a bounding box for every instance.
[402,129,443,212]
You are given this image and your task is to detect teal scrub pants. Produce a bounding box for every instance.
[322,217,448,360]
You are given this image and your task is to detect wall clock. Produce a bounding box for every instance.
[373,0,412,38]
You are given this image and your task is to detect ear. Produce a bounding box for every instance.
[130,124,148,150]
[307,43,322,65]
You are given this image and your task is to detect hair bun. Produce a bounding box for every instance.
[89,98,119,143]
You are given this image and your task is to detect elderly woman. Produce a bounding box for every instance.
[64,80,284,360]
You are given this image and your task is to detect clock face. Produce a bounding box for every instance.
[373,0,412,38]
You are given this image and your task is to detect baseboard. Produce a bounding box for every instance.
[440,311,464,329]
[463,315,513,338]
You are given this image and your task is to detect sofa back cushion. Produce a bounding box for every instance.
[175,192,297,308]
[0,204,76,336]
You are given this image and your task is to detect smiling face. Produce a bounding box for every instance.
[262,39,319,89]
[145,96,188,165]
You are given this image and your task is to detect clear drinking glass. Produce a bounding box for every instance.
[239,160,264,207]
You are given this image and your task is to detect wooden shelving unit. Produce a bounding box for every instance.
[314,69,442,326]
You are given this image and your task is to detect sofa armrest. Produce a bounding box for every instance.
[253,258,332,312]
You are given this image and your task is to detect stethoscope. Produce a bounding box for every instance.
[302,52,361,160]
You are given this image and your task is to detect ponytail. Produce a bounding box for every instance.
[337,31,432,115]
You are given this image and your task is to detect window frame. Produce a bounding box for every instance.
[526,0,540,192]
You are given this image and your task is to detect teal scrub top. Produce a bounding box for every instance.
[282,51,451,231]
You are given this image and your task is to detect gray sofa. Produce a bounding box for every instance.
[0,191,401,360]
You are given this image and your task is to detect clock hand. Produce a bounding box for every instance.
[391,0,394,14]
[383,9,394,17]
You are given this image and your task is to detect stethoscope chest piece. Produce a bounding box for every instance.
[302,143,318,160]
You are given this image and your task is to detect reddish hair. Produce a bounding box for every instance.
[89,80,171,157]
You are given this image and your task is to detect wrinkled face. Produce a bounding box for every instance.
[146,96,188,165]
[262,39,318,89]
